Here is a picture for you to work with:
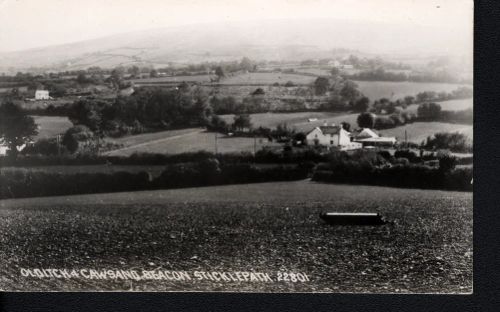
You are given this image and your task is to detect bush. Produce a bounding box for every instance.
[0,169,151,199]
[311,159,471,191]
[394,150,419,163]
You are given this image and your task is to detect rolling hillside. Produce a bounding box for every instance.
[0,19,471,72]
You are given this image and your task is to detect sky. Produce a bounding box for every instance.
[0,0,473,52]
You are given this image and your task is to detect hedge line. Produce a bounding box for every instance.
[0,149,329,167]
[312,164,472,191]
[0,162,309,199]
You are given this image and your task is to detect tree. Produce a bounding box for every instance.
[357,112,376,129]
[252,88,265,96]
[313,77,330,96]
[0,101,38,158]
[128,66,140,78]
[439,154,457,172]
[215,66,225,80]
[331,67,340,76]
[404,96,415,105]
[77,72,89,84]
[150,69,158,78]
[353,96,370,112]
[233,114,252,131]
[293,132,307,145]
[240,57,255,72]
[340,122,351,132]
[110,66,125,89]
[62,125,95,154]
[417,102,442,120]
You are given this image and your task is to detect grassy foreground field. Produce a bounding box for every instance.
[0,181,472,292]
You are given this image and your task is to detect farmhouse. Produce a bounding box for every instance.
[35,90,51,100]
[352,128,397,147]
[306,124,362,150]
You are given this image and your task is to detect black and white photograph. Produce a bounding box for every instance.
[0,0,473,293]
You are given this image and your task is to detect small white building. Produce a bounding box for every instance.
[306,125,362,151]
[352,128,397,147]
[35,90,50,100]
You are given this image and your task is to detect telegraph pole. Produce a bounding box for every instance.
[214,133,218,154]
[253,135,257,155]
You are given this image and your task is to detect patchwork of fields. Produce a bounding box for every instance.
[0,180,472,292]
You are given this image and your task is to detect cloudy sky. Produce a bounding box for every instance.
[0,0,472,52]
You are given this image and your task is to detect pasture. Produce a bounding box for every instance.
[133,75,212,84]
[219,72,316,85]
[0,180,472,292]
[105,129,281,156]
[355,81,470,101]
[379,122,473,143]
[220,112,359,133]
[406,98,473,113]
[32,116,72,140]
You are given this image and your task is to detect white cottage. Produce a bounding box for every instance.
[306,125,362,150]
[35,90,50,100]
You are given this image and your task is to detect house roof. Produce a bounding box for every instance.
[353,128,379,139]
[319,126,341,135]
[355,137,396,143]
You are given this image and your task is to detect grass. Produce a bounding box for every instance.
[32,116,72,140]
[379,122,473,143]
[405,98,473,113]
[133,75,212,84]
[219,73,316,85]
[0,180,472,292]
[220,112,359,133]
[105,129,281,156]
[354,81,470,101]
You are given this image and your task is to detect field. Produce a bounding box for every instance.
[106,129,281,156]
[133,75,212,84]
[406,98,473,113]
[32,116,73,140]
[379,122,473,143]
[134,72,316,86]
[220,111,358,133]
[0,180,472,292]
[354,81,470,101]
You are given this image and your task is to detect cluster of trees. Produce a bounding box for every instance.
[312,150,471,191]
[66,86,212,138]
[345,68,466,83]
[0,101,38,158]
[209,92,269,115]
[423,132,472,153]
[312,76,368,112]
[155,57,259,80]
[357,102,472,130]
[366,87,472,115]
[415,87,472,103]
